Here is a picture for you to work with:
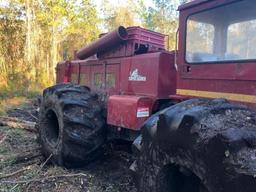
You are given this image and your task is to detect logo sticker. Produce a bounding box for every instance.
[129,69,146,81]
[137,107,150,118]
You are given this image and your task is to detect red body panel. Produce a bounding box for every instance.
[107,95,153,130]
[120,52,176,98]
[57,52,176,99]
[56,27,176,130]
[99,26,165,59]
[126,27,165,48]
[177,0,256,108]
[56,0,256,131]
[56,61,70,83]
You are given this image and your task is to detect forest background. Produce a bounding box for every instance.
[0,0,190,98]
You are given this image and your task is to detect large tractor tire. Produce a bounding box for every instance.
[38,84,105,167]
[132,98,256,192]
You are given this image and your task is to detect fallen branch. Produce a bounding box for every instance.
[0,116,36,125]
[0,134,7,144]
[0,166,31,179]
[12,151,42,165]
[8,108,38,121]
[0,116,34,123]
[27,111,38,121]
[10,183,19,191]
[37,154,52,173]
[2,150,42,167]
[0,173,87,185]
[0,116,36,132]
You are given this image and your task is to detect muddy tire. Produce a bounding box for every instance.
[38,84,105,167]
[134,98,256,192]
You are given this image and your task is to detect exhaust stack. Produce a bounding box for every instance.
[76,26,128,60]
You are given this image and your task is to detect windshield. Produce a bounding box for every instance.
[186,0,256,63]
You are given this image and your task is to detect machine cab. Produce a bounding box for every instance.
[177,0,256,106]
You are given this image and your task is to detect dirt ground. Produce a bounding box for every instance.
[0,99,137,192]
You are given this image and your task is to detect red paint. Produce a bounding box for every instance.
[56,26,175,130]
[126,27,165,48]
[120,52,176,98]
[56,61,71,83]
[56,0,256,131]
[99,26,165,59]
[76,26,128,60]
[107,95,153,130]
[177,0,256,108]
[67,52,176,98]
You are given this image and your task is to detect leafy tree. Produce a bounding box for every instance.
[101,0,140,31]
[0,0,183,96]
[0,0,100,92]
[138,0,180,50]
[0,1,27,89]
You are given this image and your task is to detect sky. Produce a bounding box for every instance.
[93,0,155,12]
[92,0,186,14]
[0,0,154,9]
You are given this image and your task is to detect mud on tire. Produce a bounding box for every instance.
[38,84,105,167]
[135,98,256,192]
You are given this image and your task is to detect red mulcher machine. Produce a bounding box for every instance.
[38,1,256,191]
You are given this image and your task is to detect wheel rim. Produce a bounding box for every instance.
[44,109,60,146]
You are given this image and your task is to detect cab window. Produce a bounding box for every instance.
[186,0,256,63]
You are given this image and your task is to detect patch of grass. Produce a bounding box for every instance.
[0,97,27,115]
[0,81,45,117]
[1,126,26,138]
[8,128,26,138]
[0,185,23,192]
[0,156,17,169]
[0,146,8,154]
[0,87,41,100]
[0,146,16,169]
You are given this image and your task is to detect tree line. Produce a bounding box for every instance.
[0,0,184,97]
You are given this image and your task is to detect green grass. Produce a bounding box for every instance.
[0,146,8,154]
[0,127,35,169]
[0,185,23,192]
[0,97,27,115]
[0,84,41,115]
[0,87,41,100]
